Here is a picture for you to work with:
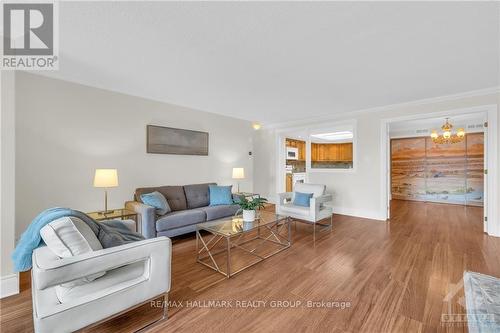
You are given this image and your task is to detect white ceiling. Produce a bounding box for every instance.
[38,1,499,125]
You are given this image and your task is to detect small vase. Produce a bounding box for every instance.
[242,209,256,222]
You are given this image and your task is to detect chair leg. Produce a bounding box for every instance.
[313,223,316,245]
[330,214,333,231]
[136,293,169,332]
[162,292,169,320]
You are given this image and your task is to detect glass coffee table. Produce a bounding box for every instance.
[196,210,291,278]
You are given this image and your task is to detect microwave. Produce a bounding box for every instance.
[286,147,299,160]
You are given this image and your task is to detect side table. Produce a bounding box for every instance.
[87,208,139,233]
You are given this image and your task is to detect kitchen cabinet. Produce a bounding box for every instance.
[286,138,306,161]
[311,143,353,162]
[340,143,353,161]
[286,174,293,192]
[299,141,305,160]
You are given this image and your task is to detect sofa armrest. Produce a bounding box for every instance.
[310,194,333,215]
[125,201,156,238]
[232,193,244,203]
[32,237,171,290]
[311,194,332,205]
[277,192,293,205]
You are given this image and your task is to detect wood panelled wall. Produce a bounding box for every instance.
[391,133,484,206]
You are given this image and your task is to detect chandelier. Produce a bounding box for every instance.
[430,118,465,144]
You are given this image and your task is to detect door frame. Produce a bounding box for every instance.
[380,104,498,236]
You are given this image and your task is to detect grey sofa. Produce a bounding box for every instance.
[125,183,240,238]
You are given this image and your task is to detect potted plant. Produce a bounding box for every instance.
[236,196,268,222]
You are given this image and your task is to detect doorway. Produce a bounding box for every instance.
[381,105,498,236]
[284,137,307,192]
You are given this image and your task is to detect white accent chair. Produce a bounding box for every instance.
[31,237,171,333]
[276,183,333,242]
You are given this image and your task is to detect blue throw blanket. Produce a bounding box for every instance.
[12,207,144,272]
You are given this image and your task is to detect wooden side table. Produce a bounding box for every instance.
[87,208,139,232]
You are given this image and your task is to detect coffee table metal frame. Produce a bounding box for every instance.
[196,214,291,278]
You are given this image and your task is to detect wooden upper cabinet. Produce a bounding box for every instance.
[286,138,306,161]
[296,140,304,160]
[289,139,353,162]
[338,143,352,161]
[311,143,318,161]
[311,143,353,162]
[319,144,325,161]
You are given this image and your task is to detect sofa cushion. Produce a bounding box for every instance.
[197,204,240,221]
[156,209,206,231]
[294,183,326,198]
[136,186,187,211]
[280,203,310,218]
[184,183,215,209]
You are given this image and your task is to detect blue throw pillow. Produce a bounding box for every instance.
[140,191,171,215]
[293,192,314,207]
[209,185,233,206]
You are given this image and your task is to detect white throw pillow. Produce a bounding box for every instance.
[40,216,106,300]
[40,216,103,255]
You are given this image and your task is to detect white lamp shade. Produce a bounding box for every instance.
[93,169,119,188]
[232,167,245,179]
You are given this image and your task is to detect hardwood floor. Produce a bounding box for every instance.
[2,200,499,332]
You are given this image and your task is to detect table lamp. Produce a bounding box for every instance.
[93,169,118,214]
[232,167,245,193]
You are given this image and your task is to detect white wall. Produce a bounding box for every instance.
[253,129,277,203]
[254,92,499,221]
[1,71,19,298]
[15,73,254,238]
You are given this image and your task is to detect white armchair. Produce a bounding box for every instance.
[31,237,171,333]
[276,183,333,242]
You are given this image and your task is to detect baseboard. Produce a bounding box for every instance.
[269,198,386,221]
[1,274,19,298]
[333,206,386,221]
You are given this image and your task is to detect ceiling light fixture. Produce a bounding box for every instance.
[430,118,465,144]
[252,122,262,130]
